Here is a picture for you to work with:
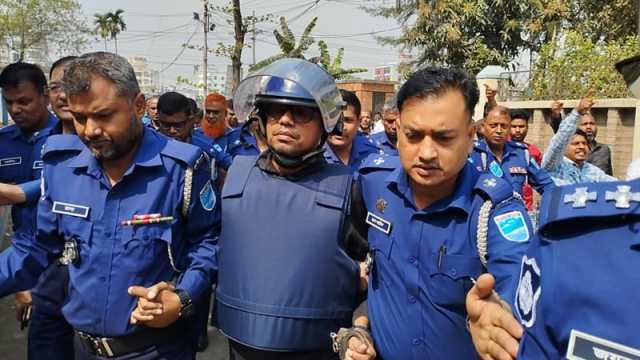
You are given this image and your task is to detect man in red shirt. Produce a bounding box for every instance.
[510,110,542,211]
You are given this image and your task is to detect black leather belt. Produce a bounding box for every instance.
[75,323,184,358]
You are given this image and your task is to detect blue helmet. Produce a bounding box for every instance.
[234,58,345,133]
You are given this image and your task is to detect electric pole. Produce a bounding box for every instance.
[252,10,256,66]
[203,0,209,99]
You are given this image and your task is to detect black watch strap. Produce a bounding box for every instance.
[175,289,194,319]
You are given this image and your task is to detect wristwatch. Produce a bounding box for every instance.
[175,289,195,319]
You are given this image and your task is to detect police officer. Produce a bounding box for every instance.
[215,58,361,360]
[0,61,74,359]
[339,66,532,360]
[470,105,554,197]
[324,89,379,172]
[0,52,219,360]
[369,101,399,156]
[465,54,640,360]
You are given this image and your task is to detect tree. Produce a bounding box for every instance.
[315,40,367,80]
[107,9,126,54]
[93,13,110,51]
[530,31,640,100]
[249,16,318,72]
[366,0,638,75]
[0,0,89,61]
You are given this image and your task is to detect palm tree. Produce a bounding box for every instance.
[93,13,111,51]
[250,16,317,72]
[107,9,126,54]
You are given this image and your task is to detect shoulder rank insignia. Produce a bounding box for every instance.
[566,329,640,360]
[515,256,541,328]
[375,198,387,213]
[373,156,385,166]
[564,187,597,208]
[483,178,497,188]
[494,211,530,243]
[605,185,640,209]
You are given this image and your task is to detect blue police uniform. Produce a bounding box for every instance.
[216,154,359,351]
[516,180,640,359]
[0,127,219,359]
[358,154,532,360]
[470,139,554,197]
[226,124,260,158]
[324,135,379,173]
[370,131,398,156]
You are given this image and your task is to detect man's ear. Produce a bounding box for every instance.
[133,93,146,120]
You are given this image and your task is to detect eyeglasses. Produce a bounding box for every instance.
[156,119,191,131]
[263,103,320,124]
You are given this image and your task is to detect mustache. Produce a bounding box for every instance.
[413,161,441,170]
[273,129,299,139]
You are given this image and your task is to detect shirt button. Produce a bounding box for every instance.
[408,295,416,304]
[450,268,457,276]
[412,338,420,345]
[408,256,416,264]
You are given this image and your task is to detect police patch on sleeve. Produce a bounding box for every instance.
[566,329,640,360]
[489,161,504,177]
[493,211,530,242]
[515,256,541,328]
[199,180,216,211]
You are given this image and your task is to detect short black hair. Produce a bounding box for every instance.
[510,109,530,122]
[50,56,78,78]
[339,89,361,118]
[574,128,589,141]
[187,98,199,115]
[0,62,47,94]
[396,67,479,120]
[158,92,192,117]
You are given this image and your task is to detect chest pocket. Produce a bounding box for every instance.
[368,229,396,289]
[58,217,93,267]
[426,254,482,309]
[118,225,172,272]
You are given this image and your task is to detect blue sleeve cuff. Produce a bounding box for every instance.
[19,180,41,205]
[176,269,209,302]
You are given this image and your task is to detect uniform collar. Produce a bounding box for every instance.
[68,126,163,176]
[386,161,474,214]
[324,139,365,166]
[11,112,58,140]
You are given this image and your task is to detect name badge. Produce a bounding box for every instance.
[52,201,90,218]
[567,329,640,360]
[366,211,392,235]
[32,160,43,169]
[509,167,527,175]
[0,157,22,167]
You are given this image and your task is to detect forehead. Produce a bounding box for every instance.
[67,76,128,112]
[511,118,528,125]
[580,115,596,124]
[571,134,588,142]
[50,66,65,82]
[3,81,41,98]
[343,105,357,118]
[485,111,510,124]
[399,91,469,129]
[147,98,158,105]
[158,111,189,122]
[205,101,225,110]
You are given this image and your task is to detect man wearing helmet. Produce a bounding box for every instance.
[214,59,364,360]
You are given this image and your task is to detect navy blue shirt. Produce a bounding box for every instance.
[0,127,219,337]
[470,139,554,197]
[516,181,640,358]
[0,113,58,234]
[358,155,532,360]
[324,135,379,173]
[370,131,398,156]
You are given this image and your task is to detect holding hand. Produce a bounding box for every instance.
[128,281,181,328]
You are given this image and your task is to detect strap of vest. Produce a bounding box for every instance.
[222,155,259,197]
[481,152,488,171]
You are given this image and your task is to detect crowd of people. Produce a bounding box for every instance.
[0,50,638,360]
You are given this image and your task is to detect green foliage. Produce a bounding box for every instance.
[94,9,126,53]
[249,16,317,72]
[530,31,640,99]
[315,40,367,80]
[366,0,638,75]
[0,0,89,61]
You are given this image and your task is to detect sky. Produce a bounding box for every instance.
[77,0,404,87]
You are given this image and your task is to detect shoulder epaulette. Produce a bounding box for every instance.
[41,134,85,159]
[161,138,202,168]
[473,173,515,205]
[539,180,640,232]
[358,153,398,174]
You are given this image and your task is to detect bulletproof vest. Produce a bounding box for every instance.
[216,155,358,351]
